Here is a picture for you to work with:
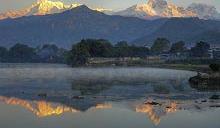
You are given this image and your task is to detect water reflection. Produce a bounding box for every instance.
[94,103,112,109]
[136,102,161,125]
[0,64,219,128]
[0,96,114,118]
[0,96,79,117]
[136,100,178,125]
[0,95,219,126]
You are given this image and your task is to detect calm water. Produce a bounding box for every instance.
[0,63,219,128]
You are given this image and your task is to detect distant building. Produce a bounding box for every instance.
[159,51,190,61]
[145,56,165,64]
[209,47,220,59]
[143,44,151,49]
[213,47,220,59]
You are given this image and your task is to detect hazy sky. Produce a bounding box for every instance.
[0,0,220,12]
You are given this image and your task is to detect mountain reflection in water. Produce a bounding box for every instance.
[0,95,219,126]
[0,96,79,117]
[0,96,182,124]
[0,64,219,128]
[136,100,178,125]
[0,96,113,118]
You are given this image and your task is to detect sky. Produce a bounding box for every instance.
[0,0,220,12]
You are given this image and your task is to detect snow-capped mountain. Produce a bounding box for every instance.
[1,0,219,21]
[114,0,220,20]
[1,5,220,48]
[0,0,81,20]
[0,0,111,20]
[187,3,220,20]
[114,0,196,19]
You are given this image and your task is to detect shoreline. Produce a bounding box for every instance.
[0,62,210,73]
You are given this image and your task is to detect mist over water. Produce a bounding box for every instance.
[0,63,200,100]
[0,64,219,128]
[0,63,196,84]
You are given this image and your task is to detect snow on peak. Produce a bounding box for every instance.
[0,0,219,20]
[187,3,220,20]
[29,0,68,15]
[114,0,197,19]
[0,0,111,20]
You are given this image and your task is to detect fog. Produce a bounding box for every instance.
[0,64,196,85]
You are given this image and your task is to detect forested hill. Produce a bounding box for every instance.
[0,5,220,48]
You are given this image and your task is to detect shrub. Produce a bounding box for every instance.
[209,64,220,72]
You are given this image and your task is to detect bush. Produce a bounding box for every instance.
[209,64,220,72]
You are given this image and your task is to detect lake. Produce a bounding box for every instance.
[0,63,219,128]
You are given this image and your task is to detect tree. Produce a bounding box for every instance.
[67,39,116,66]
[87,39,113,57]
[42,44,59,52]
[8,43,36,62]
[115,41,129,48]
[67,40,90,66]
[151,38,170,54]
[190,41,210,57]
[0,46,8,62]
[170,41,186,53]
[130,45,149,57]
[36,44,66,63]
[114,41,130,57]
[209,64,220,72]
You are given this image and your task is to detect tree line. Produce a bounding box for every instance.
[66,39,150,66]
[150,38,211,57]
[0,43,66,63]
[0,38,213,65]
[66,38,213,66]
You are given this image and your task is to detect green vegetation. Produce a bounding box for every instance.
[190,41,210,57]
[0,47,8,62]
[8,44,37,63]
[209,63,220,72]
[170,41,186,53]
[0,43,66,63]
[66,39,149,66]
[151,38,171,54]
[0,38,219,67]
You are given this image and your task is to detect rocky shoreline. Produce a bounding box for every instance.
[189,64,220,92]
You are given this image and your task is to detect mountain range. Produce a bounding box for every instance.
[114,0,196,20]
[1,0,220,20]
[0,1,220,48]
[0,5,220,48]
[115,0,220,20]
[0,0,111,20]
[0,5,161,47]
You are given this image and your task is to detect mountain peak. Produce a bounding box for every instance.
[74,5,90,10]
[61,4,104,17]
[67,5,96,14]
[115,0,196,19]
[0,0,81,19]
[0,0,111,20]
[187,3,220,20]
[114,0,220,20]
[146,0,169,16]
[147,0,168,6]
[31,0,67,15]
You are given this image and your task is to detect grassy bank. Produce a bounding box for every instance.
[146,64,211,73]
[87,58,211,73]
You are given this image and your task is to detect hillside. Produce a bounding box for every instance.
[132,17,220,46]
[0,5,162,48]
[0,5,220,48]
